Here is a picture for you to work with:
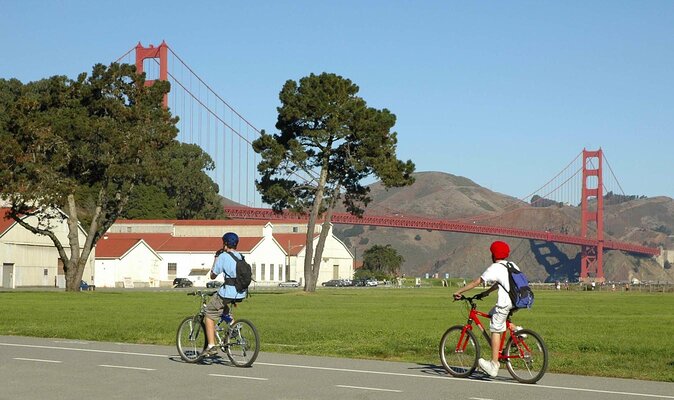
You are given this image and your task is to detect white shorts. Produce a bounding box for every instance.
[488,305,511,333]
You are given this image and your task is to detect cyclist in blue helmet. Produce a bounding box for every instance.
[202,231,247,356]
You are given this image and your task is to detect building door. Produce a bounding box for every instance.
[42,268,49,287]
[2,263,14,288]
[333,264,339,280]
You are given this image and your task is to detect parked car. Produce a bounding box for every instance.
[206,280,223,288]
[321,279,343,287]
[79,280,95,291]
[279,280,300,288]
[173,278,193,288]
[354,279,377,287]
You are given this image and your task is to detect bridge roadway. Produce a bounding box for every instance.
[1,336,672,400]
[224,207,661,257]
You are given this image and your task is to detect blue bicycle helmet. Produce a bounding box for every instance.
[222,232,239,248]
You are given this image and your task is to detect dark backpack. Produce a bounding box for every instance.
[224,252,253,294]
[499,262,534,309]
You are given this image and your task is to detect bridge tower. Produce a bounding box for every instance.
[135,41,168,107]
[580,149,604,282]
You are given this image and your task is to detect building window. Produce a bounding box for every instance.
[270,264,274,280]
[252,263,257,280]
[261,264,266,281]
[44,269,48,276]
[168,263,177,276]
[278,265,283,282]
[292,226,298,233]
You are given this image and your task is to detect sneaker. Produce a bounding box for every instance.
[201,345,219,357]
[478,358,499,377]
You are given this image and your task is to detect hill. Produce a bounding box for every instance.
[333,172,674,283]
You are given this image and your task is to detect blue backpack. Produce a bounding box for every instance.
[499,262,534,309]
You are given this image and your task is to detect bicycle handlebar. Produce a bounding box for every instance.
[187,290,217,297]
[453,294,482,302]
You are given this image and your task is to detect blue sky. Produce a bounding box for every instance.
[2,1,673,199]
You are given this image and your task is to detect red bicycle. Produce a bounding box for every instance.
[439,294,548,384]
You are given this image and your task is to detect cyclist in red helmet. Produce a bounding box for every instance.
[453,240,523,378]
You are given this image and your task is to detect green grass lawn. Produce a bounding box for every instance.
[0,288,672,382]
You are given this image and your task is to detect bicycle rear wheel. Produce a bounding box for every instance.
[225,319,260,367]
[504,328,548,383]
[176,315,207,363]
[439,325,480,377]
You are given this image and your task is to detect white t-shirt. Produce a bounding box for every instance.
[481,261,521,308]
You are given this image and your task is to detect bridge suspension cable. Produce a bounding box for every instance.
[117,43,660,272]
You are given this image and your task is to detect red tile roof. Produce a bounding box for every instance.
[273,233,311,255]
[0,208,16,236]
[96,237,144,258]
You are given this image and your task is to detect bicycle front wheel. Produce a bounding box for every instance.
[176,315,207,363]
[504,328,548,384]
[225,319,260,367]
[439,325,480,377]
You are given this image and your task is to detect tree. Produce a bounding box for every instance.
[164,142,225,220]
[361,244,405,277]
[253,72,415,292]
[122,184,176,220]
[121,142,226,220]
[0,63,177,291]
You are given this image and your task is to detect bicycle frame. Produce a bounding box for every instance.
[197,292,239,340]
[441,295,548,383]
[177,290,260,367]
[457,300,530,362]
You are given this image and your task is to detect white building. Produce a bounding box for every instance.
[94,236,162,288]
[99,219,354,287]
[0,208,94,288]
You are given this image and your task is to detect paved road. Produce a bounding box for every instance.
[1,335,672,400]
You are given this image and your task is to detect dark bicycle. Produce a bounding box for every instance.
[176,290,259,367]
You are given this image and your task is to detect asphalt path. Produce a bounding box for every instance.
[1,335,672,400]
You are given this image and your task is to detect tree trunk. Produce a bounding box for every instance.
[303,166,329,292]
[64,194,84,292]
[312,188,339,282]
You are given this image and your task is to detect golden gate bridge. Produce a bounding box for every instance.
[117,42,661,282]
